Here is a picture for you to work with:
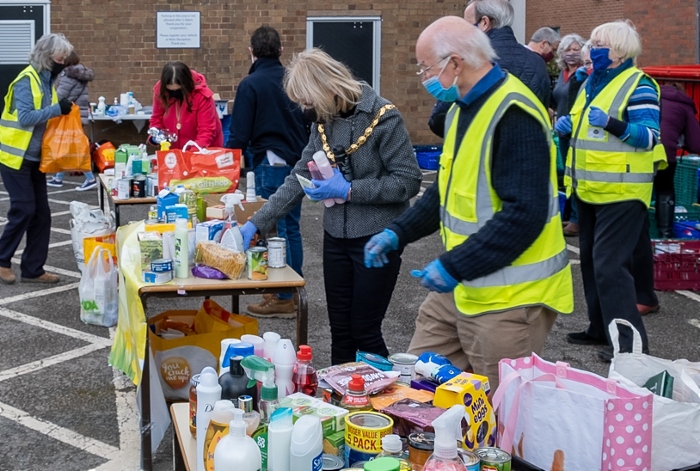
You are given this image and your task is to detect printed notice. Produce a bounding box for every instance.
[156,11,201,48]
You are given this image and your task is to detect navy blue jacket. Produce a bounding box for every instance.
[226,57,310,167]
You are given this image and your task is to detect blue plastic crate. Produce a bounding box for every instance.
[414,145,441,170]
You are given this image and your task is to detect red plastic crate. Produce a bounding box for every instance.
[643,65,700,120]
[652,240,700,291]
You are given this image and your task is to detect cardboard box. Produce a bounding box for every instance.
[202,194,266,224]
[278,392,349,436]
[137,231,163,271]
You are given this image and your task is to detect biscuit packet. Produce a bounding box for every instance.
[318,362,400,395]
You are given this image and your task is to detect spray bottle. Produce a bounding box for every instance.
[213,409,262,471]
[423,405,468,471]
[220,193,245,252]
[273,339,297,399]
[241,355,278,422]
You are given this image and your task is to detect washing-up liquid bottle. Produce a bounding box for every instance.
[289,415,323,471]
[267,407,293,471]
[311,150,344,206]
[174,217,189,279]
[377,434,412,471]
[213,409,262,471]
[219,355,257,406]
[241,355,277,422]
[273,339,296,399]
[340,374,372,412]
[220,193,245,252]
[196,367,221,471]
[292,345,318,396]
[203,400,237,471]
[422,405,468,471]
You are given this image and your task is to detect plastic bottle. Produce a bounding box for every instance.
[240,355,278,423]
[240,334,265,357]
[263,332,281,363]
[113,96,119,106]
[377,435,412,471]
[267,407,293,471]
[219,356,257,406]
[311,150,345,206]
[307,161,324,180]
[422,405,468,471]
[180,185,198,225]
[273,339,297,399]
[203,400,237,471]
[97,96,106,115]
[174,217,189,279]
[196,367,221,471]
[292,345,318,396]
[238,395,261,436]
[213,409,262,471]
[219,339,241,376]
[220,193,245,252]
[340,374,372,412]
[246,171,257,202]
[289,415,323,471]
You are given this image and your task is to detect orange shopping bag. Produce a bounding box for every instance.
[157,140,241,193]
[40,104,91,173]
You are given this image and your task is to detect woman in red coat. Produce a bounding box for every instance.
[149,61,223,150]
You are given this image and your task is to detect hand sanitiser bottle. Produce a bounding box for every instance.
[213,409,262,471]
[422,405,468,471]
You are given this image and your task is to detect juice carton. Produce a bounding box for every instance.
[195,220,225,244]
[432,372,496,450]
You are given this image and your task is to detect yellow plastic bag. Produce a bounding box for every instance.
[40,104,91,173]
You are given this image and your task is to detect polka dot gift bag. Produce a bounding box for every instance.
[492,352,653,471]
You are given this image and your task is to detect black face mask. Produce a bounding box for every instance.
[303,107,318,123]
[51,61,66,77]
[168,89,183,100]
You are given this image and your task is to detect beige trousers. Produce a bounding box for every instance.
[408,291,557,393]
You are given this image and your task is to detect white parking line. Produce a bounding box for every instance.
[689,319,700,330]
[677,290,700,303]
[0,210,75,227]
[10,259,82,279]
[0,343,111,383]
[0,282,81,307]
[567,244,580,254]
[14,239,73,256]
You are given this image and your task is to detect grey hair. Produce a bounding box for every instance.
[556,33,585,69]
[530,27,560,44]
[431,21,498,69]
[467,0,514,29]
[29,33,73,72]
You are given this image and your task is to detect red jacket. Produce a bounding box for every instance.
[149,70,223,150]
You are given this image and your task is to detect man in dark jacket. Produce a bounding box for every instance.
[428,0,551,137]
[226,26,310,316]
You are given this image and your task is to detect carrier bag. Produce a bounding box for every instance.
[156,140,240,193]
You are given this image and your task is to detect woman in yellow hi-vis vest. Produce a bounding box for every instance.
[555,21,667,362]
[0,33,73,285]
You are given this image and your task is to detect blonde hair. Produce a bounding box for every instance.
[590,20,641,62]
[284,48,362,123]
[29,33,73,72]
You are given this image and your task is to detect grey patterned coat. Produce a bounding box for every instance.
[251,84,422,239]
[55,64,94,125]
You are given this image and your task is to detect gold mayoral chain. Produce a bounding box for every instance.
[318,104,395,163]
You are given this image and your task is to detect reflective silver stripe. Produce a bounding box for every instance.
[463,248,569,288]
[0,119,25,130]
[445,105,457,137]
[440,207,479,235]
[0,142,26,158]
[564,166,572,177]
[571,135,639,152]
[576,169,654,183]
[610,72,642,118]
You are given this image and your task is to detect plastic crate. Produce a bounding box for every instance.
[674,157,700,208]
[652,239,700,291]
[414,145,441,171]
[649,204,700,238]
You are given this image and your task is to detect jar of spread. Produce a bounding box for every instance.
[188,374,201,436]
[408,432,434,471]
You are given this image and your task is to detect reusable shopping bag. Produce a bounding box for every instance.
[79,246,118,327]
[40,104,91,173]
[148,299,258,400]
[156,140,241,193]
[493,352,654,471]
[608,319,700,471]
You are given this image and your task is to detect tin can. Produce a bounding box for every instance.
[188,373,200,436]
[132,174,147,198]
[148,205,158,221]
[246,247,268,280]
[117,178,131,200]
[388,353,418,384]
[267,237,287,268]
[408,432,434,470]
[151,258,173,273]
[475,447,511,471]
[147,173,159,197]
[458,449,481,471]
[323,454,345,470]
[344,412,393,467]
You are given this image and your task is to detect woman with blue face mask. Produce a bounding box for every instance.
[555,20,667,362]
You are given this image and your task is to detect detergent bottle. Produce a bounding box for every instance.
[422,405,467,471]
[220,193,245,252]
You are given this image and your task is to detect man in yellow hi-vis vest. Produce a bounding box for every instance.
[364,16,574,393]
[0,33,73,285]
[556,21,666,362]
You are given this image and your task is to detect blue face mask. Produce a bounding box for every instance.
[590,47,613,71]
[422,61,460,102]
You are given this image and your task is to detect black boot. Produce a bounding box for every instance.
[656,193,675,238]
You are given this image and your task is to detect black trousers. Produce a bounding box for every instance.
[653,160,677,196]
[323,231,402,364]
[0,160,52,278]
[577,197,650,351]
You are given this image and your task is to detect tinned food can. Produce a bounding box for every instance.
[267,237,287,268]
[475,447,511,471]
[132,174,147,198]
[322,454,345,470]
[188,373,201,436]
[408,432,434,471]
[388,353,418,384]
[148,204,158,221]
[344,412,393,467]
[246,247,268,280]
[458,449,481,471]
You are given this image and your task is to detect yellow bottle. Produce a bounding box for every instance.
[377,434,412,471]
[203,400,237,471]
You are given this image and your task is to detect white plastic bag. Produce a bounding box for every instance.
[79,246,118,327]
[608,319,700,471]
[70,201,115,273]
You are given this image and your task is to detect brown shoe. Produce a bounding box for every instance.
[246,295,296,319]
[637,303,660,316]
[21,272,60,284]
[0,267,16,284]
[563,222,579,237]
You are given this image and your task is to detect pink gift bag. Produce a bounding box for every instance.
[493,353,653,471]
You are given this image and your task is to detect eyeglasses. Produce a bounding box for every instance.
[416,56,448,77]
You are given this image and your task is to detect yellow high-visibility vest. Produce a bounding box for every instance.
[564,67,666,207]
[440,74,573,316]
[0,65,58,170]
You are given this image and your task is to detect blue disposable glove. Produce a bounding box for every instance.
[305,168,351,202]
[364,229,400,268]
[410,259,459,293]
[240,221,257,250]
[574,66,589,82]
[554,115,572,135]
[588,106,609,128]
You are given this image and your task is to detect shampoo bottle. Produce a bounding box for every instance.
[289,415,323,471]
[203,400,237,471]
[174,217,189,279]
[220,193,245,252]
[219,356,257,406]
[213,409,262,471]
[267,407,293,471]
[196,367,221,471]
[273,339,296,399]
[422,405,468,471]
